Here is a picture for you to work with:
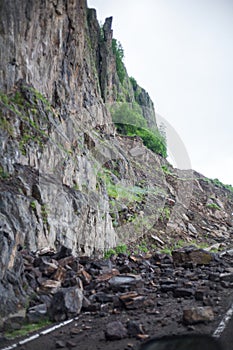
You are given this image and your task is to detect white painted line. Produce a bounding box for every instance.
[40,318,74,335]
[213,302,233,338]
[0,317,79,350]
[18,334,40,345]
[0,345,17,350]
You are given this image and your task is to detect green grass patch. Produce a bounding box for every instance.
[161,165,173,175]
[0,165,10,179]
[5,319,52,339]
[206,203,221,210]
[104,244,129,259]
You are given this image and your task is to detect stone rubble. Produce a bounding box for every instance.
[1,244,233,345]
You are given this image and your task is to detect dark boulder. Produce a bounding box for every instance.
[48,286,83,321]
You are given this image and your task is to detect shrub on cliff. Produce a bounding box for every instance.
[111,102,147,128]
[111,102,167,158]
[115,123,167,158]
[112,39,125,84]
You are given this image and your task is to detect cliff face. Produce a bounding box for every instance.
[0,0,159,315]
[0,0,232,318]
[0,0,106,124]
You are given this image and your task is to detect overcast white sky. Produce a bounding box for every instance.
[88,0,233,186]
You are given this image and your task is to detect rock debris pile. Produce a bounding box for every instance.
[1,245,233,346]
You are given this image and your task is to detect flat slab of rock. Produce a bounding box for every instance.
[38,279,61,294]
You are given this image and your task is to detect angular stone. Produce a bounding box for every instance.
[108,274,143,291]
[3,315,26,331]
[160,284,177,292]
[183,306,214,324]
[172,247,213,266]
[38,247,55,256]
[52,266,67,282]
[38,280,61,294]
[96,269,119,282]
[119,292,145,309]
[58,256,75,268]
[53,246,72,260]
[127,320,144,337]
[220,273,233,282]
[66,340,77,348]
[105,321,128,340]
[173,288,194,298]
[195,287,209,301]
[188,223,197,234]
[49,286,83,322]
[78,269,92,285]
[90,292,114,303]
[55,340,66,348]
[27,303,47,323]
[39,259,58,276]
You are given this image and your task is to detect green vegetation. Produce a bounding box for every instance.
[160,247,172,255]
[104,244,128,258]
[110,39,167,158]
[99,168,146,202]
[136,242,149,254]
[73,184,80,191]
[206,203,221,210]
[129,76,137,90]
[0,165,9,179]
[211,178,233,193]
[110,102,167,158]
[30,201,36,210]
[129,76,144,101]
[202,177,233,194]
[5,318,52,339]
[160,239,218,255]
[116,123,167,158]
[161,165,173,175]
[0,87,51,156]
[159,206,171,222]
[111,102,147,128]
[112,39,125,83]
[0,115,14,136]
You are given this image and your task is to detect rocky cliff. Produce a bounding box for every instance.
[0,0,232,318]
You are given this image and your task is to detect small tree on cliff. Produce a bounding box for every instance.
[112,39,125,84]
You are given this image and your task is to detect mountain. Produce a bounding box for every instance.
[0,0,232,318]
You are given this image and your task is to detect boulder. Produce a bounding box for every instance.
[108,274,143,291]
[172,247,213,266]
[39,259,58,276]
[183,306,214,324]
[105,321,128,340]
[48,286,83,321]
[127,320,144,337]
